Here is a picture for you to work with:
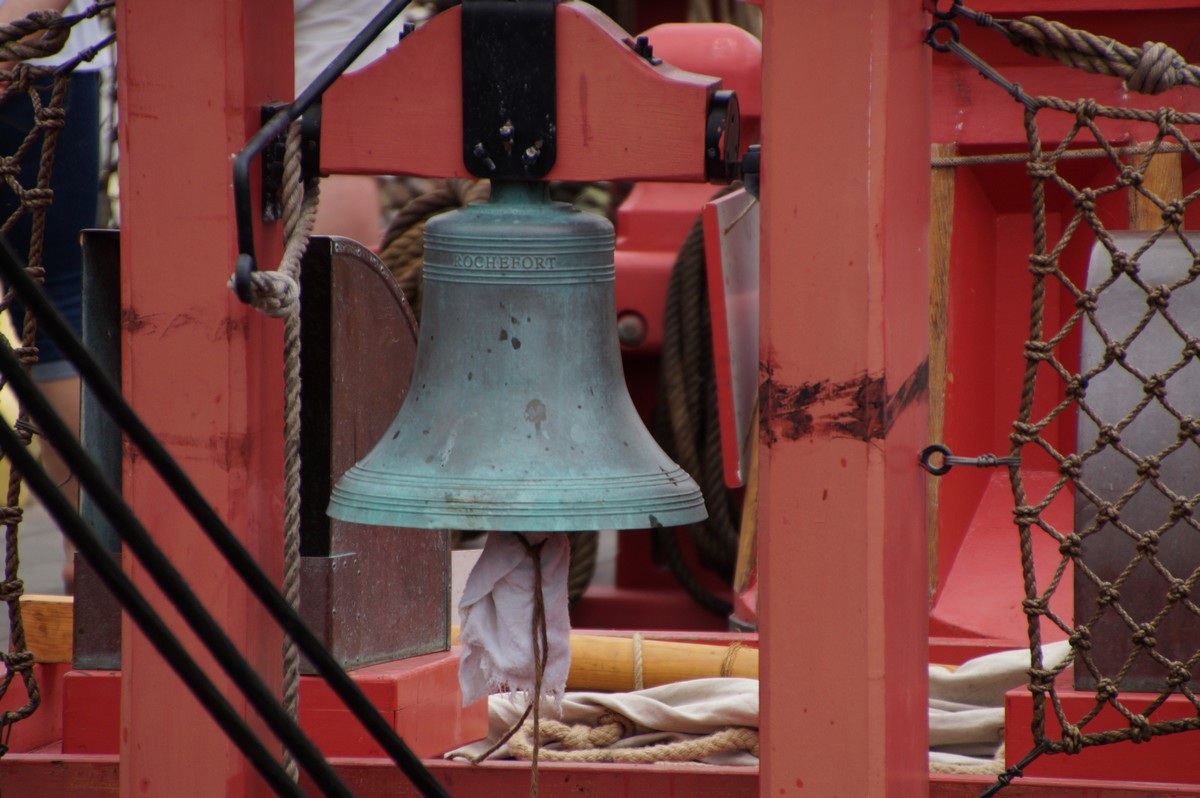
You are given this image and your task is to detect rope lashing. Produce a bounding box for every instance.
[934,2,1200,96]
[231,120,318,783]
[1000,17,1197,95]
[0,11,69,63]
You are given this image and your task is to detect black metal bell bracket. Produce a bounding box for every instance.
[232,0,414,304]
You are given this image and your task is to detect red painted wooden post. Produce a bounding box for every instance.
[756,1,931,795]
[116,0,291,794]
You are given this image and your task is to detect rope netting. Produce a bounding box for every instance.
[0,1,113,754]
[931,2,1200,790]
[1013,96,1200,754]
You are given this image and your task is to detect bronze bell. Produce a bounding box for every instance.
[327,181,707,532]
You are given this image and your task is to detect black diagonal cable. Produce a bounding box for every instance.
[0,324,354,798]
[0,390,307,798]
[0,246,449,798]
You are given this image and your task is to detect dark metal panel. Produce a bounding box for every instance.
[73,229,122,671]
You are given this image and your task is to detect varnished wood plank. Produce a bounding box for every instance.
[18,595,73,664]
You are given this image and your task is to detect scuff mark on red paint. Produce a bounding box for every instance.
[760,355,929,445]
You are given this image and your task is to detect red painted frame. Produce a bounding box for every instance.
[29,0,1200,795]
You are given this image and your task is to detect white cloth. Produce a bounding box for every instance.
[458,532,572,707]
[929,641,1071,767]
[448,677,760,766]
[293,0,414,93]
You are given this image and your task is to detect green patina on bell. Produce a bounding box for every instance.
[327,181,707,531]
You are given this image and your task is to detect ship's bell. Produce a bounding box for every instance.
[327,181,707,532]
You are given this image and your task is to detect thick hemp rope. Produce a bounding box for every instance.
[653,191,742,617]
[506,714,759,764]
[233,120,319,781]
[997,16,1200,96]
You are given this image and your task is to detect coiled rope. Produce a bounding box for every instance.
[653,194,741,617]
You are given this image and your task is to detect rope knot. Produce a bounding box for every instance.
[19,186,53,209]
[1127,41,1184,95]
[33,105,66,130]
[1161,200,1186,227]
[1012,505,1039,525]
[1026,159,1056,180]
[1129,714,1152,742]
[1010,422,1038,444]
[1167,578,1190,602]
[1073,188,1097,212]
[1095,500,1120,521]
[1131,623,1156,649]
[1098,582,1120,605]
[1075,289,1098,311]
[1116,166,1142,188]
[0,506,22,526]
[1027,667,1056,693]
[1103,342,1126,364]
[1028,252,1057,274]
[1165,661,1192,688]
[1141,374,1166,399]
[0,578,24,602]
[1145,285,1171,310]
[1064,375,1088,400]
[1024,339,1052,360]
[2,650,33,674]
[1183,338,1200,361]
[1094,677,1119,701]
[1168,497,1192,522]
[1134,453,1160,478]
[239,271,299,318]
[1021,596,1047,616]
[1062,724,1083,754]
[1110,252,1138,277]
[1134,529,1159,555]
[1068,625,1091,650]
[1058,532,1083,557]
[1059,453,1084,478]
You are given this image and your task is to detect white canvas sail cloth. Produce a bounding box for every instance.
[448,678,760,766]
[929,641,1071,770]
[458,532,573,706]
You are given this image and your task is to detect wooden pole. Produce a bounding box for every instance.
[928,143,957,595]
[117,1,291,794]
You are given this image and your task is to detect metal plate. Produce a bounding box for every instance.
[1074,231,1200,691]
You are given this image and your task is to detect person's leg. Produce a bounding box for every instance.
[39,373,81,592]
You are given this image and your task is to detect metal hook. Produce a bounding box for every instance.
[931,0,963,21]
[925,20,960,53]
[919,444,1021,476]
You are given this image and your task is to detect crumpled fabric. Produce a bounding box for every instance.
[458,532,572,707]
[929,641,1071,769]
[447,677,759,766]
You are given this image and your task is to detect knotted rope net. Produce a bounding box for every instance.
[931,3,1200,790]
[1011,96,1200,759]
[0,1,113,756]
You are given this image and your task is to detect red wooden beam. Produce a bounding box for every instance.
[320,4,720,183]
[756,0,931,795]
[115,0,291,794]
